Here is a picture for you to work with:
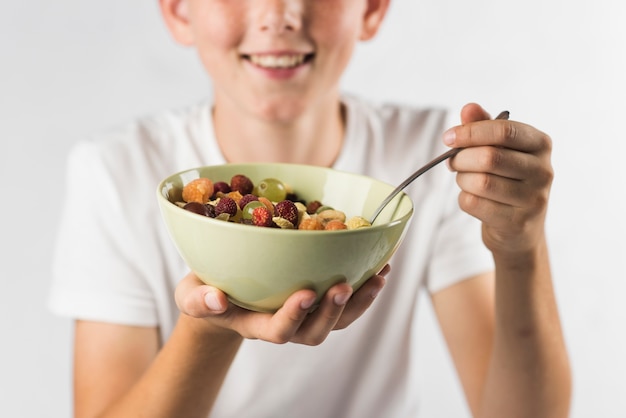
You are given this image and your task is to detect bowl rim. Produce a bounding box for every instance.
[156,162,414,233]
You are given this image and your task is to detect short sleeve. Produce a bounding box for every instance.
[48,141,159,326]
[424,175,494,294]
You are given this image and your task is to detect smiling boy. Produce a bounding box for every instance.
[49,1,571,417]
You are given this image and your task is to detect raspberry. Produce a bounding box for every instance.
[257,197,275,215]
[215,197,238,217]
[230,174,254,195]
[173,173,373,231]
[242,201,264,220]
[251,206,274,227]
[274,200,298,227]
[182,178,214,204]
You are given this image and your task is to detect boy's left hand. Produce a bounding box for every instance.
[444,103,554,256]
[175,265,389,346]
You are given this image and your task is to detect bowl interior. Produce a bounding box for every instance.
[159,163,411,226]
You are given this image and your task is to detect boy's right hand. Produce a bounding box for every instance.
[174,267,389,346]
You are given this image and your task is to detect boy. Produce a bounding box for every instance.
[49,0,571,416]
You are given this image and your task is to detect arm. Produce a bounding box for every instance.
[74,318,241,418]
[73,269,387,418]
[432,104,571,418]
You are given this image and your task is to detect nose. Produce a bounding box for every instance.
[256,0,302,33]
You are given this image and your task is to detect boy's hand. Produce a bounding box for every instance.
[444,103,554,256]
[174,266,388,345]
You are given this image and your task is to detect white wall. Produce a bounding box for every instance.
[2,1,625,416]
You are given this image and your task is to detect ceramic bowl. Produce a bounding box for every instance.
[157,163,413,312]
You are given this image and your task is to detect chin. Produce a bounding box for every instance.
[253,98,309,124]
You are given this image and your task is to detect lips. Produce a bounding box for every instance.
[244,53,314,69]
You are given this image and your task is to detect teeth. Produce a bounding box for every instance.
[249,54,306,69]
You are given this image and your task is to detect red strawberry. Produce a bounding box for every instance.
[251,206,274,227]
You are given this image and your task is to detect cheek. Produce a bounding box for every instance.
[309,4,363,54]
[188,5,245,61]
[312,21,361,76]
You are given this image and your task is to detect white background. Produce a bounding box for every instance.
[2,1,625,416]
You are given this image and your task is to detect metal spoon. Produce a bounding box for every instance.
[369,110,510,224]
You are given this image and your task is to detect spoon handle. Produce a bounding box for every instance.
[369,110,510,224]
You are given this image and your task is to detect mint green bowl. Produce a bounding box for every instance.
[157,163,413,312]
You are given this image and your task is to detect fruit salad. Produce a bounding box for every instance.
[175,174,371,231]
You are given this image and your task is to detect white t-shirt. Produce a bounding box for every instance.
[49,94,493,417]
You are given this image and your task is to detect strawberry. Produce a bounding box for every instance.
[251,206,274,227]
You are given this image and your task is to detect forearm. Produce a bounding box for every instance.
[98,315,242,418]
[479,238,571,418]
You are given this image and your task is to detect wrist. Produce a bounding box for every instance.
[178,312,243,348]
[491,236,549,270]
[491,238,552,293]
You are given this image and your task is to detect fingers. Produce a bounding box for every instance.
[445,118,551,155]
[444,104,555,254]
[175,272,229,316]
[175,274,318,343]
[290,283,354,345]
[445,104,553,197]
[460,102,491,124]
[231,288,318,344]
[453,148,551,207]
[334,272,386,330]
[333,264,389,330]
[291,265,389,344]
[174,267,390,346]
[452,143,551,184]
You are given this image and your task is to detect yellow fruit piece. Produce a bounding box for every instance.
[317,209,346,226]
[298,217,324,230]
[273,217,295,229]
[345,216,372,230]
[325,220,347,231]
[182,178,214,204]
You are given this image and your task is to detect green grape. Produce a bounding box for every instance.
[242,200,265,220]
[255,178,287,202]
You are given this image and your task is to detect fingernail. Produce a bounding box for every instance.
[204,289,223,312]
[334,291,352,306]
[443,129,456,146]
[300,296,316,310]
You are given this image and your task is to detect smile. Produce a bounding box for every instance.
[244,53,313,69]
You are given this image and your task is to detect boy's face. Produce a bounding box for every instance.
[161,0,388,122]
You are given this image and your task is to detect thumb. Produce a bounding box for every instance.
[460,102,491,125]
[175,272,229,316]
